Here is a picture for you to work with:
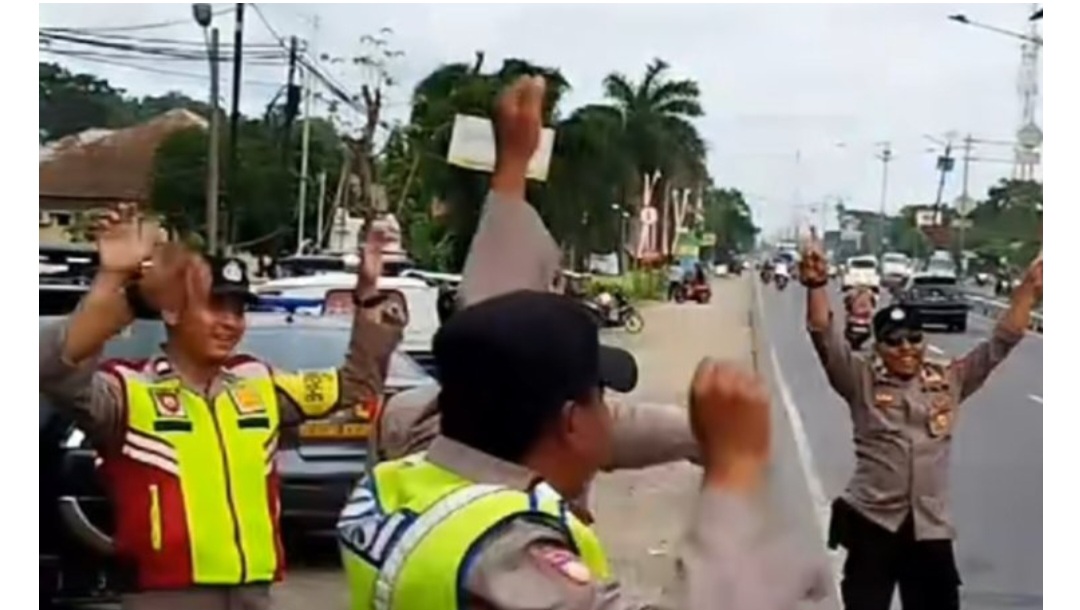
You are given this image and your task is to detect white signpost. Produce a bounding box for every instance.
[446,114,556,182]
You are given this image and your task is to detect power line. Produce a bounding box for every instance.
[44,7,236,33]
[41,48,283,89]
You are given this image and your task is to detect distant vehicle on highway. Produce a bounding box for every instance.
[841,255,881,292]
[880,251,912,289]
[896,272,970,332]
[921,250,958,278]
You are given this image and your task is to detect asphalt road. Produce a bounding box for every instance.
[755,279,1043,609]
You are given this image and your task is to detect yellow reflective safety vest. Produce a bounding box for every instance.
[99,356,288,590]
[338,455,611,610]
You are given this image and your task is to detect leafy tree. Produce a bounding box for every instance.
[702,187,758,254]
[150,118,344,253]
[39,62,129,142]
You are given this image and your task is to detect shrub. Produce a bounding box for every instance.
[586,270,665,301]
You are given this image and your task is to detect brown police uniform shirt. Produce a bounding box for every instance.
[808,315,1025,540]
[371,191,700,476]
[422,436,828,610]
[39,306,402,610]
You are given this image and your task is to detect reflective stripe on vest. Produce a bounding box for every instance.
[113,367,282,587]
[339,457,611,610]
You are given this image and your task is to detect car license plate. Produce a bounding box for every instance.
[299,421,371,440]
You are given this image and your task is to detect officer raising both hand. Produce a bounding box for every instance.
[803,237,1041,610]
[340,288,827,610]
[39,204,403,610]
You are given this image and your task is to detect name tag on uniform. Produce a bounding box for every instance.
[874,391,896,408]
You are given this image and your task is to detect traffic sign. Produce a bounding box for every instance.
[954,195,976,218]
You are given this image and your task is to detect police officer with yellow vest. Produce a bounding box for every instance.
[39,206,402,610]
[372,76,702,507]
[339,289,830,610]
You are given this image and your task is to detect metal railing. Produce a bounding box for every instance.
[962,290,1043,333]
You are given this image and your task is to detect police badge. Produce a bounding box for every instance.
[928,394,954,437]
[151,388,185,418]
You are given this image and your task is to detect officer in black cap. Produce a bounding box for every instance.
[801,230,1041,610]
[338,288,832,610]
[206,255,259,307]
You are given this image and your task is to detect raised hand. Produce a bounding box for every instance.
[357,221,393,297]
[1023,250,1042,297]
[494,75,545,170]
[799,227,828,288]
[689,358,770,493]
[93,203,157,277]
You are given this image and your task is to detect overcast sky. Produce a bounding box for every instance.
[39,3,1042,235]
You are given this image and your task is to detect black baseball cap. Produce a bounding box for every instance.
[872,304,921,338]
[433,290,638,406]
[205,256,258,305]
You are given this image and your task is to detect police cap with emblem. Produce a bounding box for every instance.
[433,290,638,459]
[206,256,258,305]
[872,303,922,338]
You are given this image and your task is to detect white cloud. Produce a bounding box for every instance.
[39,3,1040,234]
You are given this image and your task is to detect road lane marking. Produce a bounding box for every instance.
[754,280,844,596]
[1029,394,1043,404]
[928,345,945,355]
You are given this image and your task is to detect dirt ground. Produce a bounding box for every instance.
[271,277,755,609]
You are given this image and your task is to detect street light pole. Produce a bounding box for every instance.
[226,3,245,246]
[206,28,221,255]
[875,143,893,257]
[193,4,221,255]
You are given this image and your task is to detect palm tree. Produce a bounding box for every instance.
[602,59,707,256]
[602,58,706,177]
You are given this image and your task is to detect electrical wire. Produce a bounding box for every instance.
[43,7,236,33]
[41,48,284,89]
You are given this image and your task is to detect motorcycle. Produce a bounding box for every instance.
[774,274,789,290]
[673,280,712,304]
[583,291,645,334]
[845,313,872,350]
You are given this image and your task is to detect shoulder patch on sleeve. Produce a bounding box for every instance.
[528,543,593,585]
[273,368,341,418]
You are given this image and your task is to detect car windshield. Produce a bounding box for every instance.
[912,276,958,287]
[849,259,876,269]
[882,254,907,264]
[36,317,428,383]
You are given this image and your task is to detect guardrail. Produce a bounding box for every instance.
[962,291,1043,334]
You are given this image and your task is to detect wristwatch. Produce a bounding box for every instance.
[803,278,829,290]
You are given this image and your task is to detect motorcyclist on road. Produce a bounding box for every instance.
[39,208,403,610]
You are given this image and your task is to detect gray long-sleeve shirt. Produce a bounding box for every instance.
[809,315,1024,539]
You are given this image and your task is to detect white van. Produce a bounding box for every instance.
[253,273,440,369]
[842,256,881,291]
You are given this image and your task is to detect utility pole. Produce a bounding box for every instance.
[282,36,299,159]
[315,170,328,251]
[207,27,221,255]
[875,143,893,257]
[226,3,245,246]
[295,19,317,254]
[957,134,975,259]
[295,67,314,254]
